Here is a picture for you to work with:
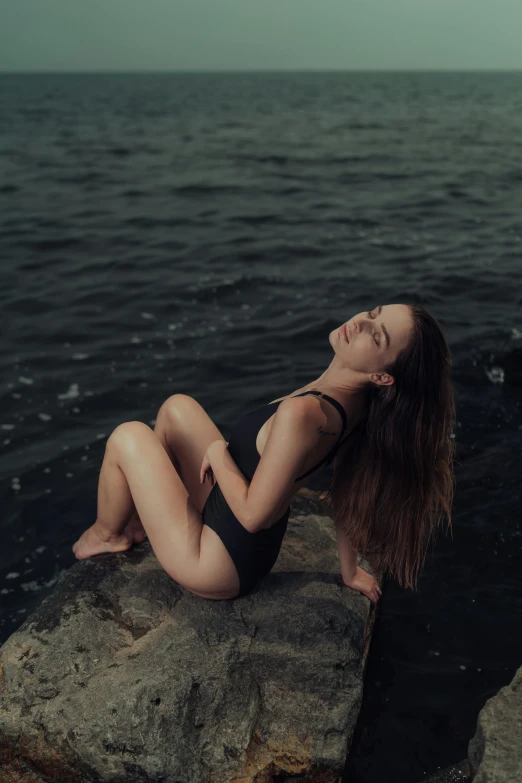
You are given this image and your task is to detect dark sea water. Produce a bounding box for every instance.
[1,71,521,783]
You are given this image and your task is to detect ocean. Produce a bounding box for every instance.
[1,70,521,782]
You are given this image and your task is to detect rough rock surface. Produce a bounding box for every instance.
[468,664,522,783]
[0,492,378,783]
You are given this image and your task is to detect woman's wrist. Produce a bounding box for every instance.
[342,568,358,586]
[208,439,227,463]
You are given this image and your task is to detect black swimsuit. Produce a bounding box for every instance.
[201,390,348,597]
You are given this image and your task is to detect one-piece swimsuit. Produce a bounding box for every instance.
[201,390,348,597]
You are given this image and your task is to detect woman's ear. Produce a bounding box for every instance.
[370,373,394,386]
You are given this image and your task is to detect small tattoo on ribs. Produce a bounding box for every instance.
[317,426,337,437]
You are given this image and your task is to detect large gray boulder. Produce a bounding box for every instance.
[468,665,522,783]
[0,492,378,783]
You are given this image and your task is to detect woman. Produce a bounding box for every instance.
[72,303,456,605]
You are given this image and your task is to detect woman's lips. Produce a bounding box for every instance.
[340,324,349,342]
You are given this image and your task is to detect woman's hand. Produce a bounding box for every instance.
[344,566,382,604]
[200,448,215,486]
[199,441,228,486]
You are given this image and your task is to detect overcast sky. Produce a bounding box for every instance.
[1,0,521,73]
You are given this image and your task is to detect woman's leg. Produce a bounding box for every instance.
[72,420,238,597]
[72,442,137,557]
[123,405,183,542]
[123,394,223,541]
[71,422,208,589]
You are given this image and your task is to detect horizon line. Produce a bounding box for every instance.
[1,67,522,75]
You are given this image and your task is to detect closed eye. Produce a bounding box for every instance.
[367,311,380,346]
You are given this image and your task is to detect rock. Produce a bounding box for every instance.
[468,665,522,783]
[0,493,378,783]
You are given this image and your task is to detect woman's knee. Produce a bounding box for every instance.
[107,421,151,454]
[158,394,197,425]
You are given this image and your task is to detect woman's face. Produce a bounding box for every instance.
[331,303,413,376]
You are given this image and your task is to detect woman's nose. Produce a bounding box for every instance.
[354,316,368,333]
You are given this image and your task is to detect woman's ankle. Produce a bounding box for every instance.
[94,519,128,542]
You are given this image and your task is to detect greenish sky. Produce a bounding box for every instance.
[1,0,521,72]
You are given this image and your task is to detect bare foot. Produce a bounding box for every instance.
[72,523,133,560]
[124,513,147,544]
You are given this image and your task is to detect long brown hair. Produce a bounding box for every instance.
[322,304,456,590]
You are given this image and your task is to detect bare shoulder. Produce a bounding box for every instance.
[271,396,326,454]
[276,395,337,456]
[277,394,327,424]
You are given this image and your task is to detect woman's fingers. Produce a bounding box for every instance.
[202,467,215,486]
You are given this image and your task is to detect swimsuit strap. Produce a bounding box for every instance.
[290,390,348,481]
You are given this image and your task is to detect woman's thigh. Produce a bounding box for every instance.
[109,422,240,599]
[157,394,227,514]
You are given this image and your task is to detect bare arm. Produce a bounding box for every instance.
[335,518,358,584]
[205,439,250,524]
[205,398,323,531]
[336,517,382,603]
